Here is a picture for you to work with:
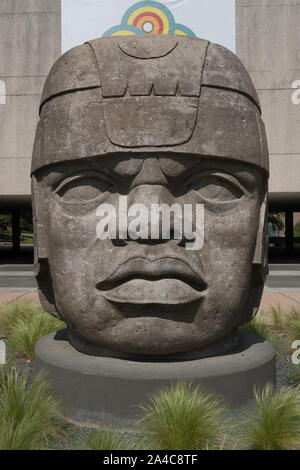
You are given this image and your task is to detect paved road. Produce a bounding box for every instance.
[0,263,299,292]
[0,264,37,291]
[264,264,300,291]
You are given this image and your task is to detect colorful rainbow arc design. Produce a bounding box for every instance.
[103,1,196,38]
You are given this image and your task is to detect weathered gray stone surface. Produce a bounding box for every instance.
[31,35,269,358]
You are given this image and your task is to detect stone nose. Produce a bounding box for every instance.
[124,184,183,245]
[126,183,175,209]
[130,158,168,188]
[117,158,182,244]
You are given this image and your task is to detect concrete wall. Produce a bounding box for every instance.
[0,0,61,209]
[236,0,300,209]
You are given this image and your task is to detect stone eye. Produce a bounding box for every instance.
[187,175,243,202]
[56,175,114,203]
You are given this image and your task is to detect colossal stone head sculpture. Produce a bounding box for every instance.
[31,35,269,358]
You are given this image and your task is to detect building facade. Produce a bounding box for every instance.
[236,0,300,255]
[0,0,61,208]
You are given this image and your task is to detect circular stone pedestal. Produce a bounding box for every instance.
[35,330,275,426]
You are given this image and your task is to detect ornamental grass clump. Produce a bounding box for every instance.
[0,300,65,360]
[8,313,64,361]
[0,301,38,338]
[240,317,283,354]
[269,305,286,333]
[139,381,229,450]
[0,364,63,450]
[285,308,300,343]
[85,427,128,450]
[241,383,300,450]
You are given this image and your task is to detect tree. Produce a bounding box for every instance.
[20,209,33,233]
[268,213,284,233]
[294,221,300,238]
[0,214,11,232]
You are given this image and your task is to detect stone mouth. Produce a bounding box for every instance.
[96,257,207,304]
[97,278,208,305]
[97,257,207,291]
[97,272,205,291]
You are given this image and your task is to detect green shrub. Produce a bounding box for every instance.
[86,427,128,450]
[139,381,228,450]
[0,364,63,450]
[241,383,300,450]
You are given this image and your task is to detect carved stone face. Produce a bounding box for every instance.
[33,152,266,357]
[31,36,269,358]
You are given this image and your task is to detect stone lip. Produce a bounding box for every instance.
[35,330,276,425]
[97,279,207,304]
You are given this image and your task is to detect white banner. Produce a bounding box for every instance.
[61,0,235,53]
